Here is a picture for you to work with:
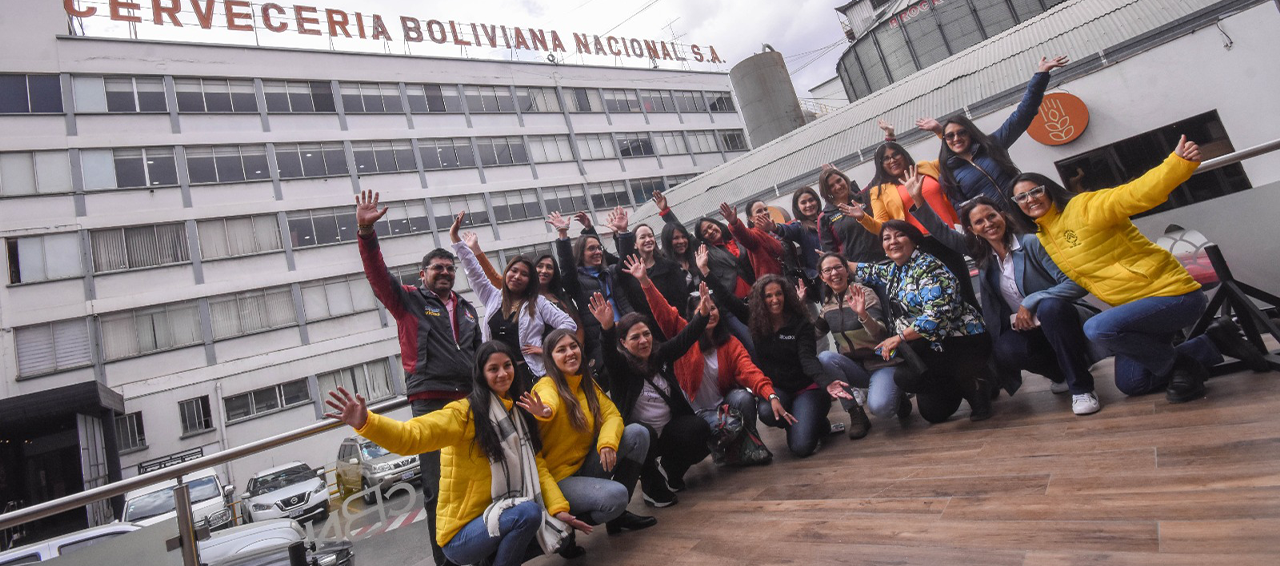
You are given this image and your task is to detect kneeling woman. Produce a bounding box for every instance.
[589,286,714,508]
[855,221,995,422]
[530,329,657,539]
[748,275,830,457]
[324,342,590,566]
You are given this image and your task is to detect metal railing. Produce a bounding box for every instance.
[1197,137,1280,173]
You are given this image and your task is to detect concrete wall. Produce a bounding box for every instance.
[730,51,808,148]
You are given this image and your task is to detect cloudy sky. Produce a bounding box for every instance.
[75,0,851,103]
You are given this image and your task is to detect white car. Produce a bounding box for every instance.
[241,462,329,524]
[119,467,235,532]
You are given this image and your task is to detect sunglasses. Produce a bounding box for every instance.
[425,264,457,273]
[1011,185,1047,204]
[943,129,970,141]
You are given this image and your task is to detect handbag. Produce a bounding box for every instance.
[723,424,772,467]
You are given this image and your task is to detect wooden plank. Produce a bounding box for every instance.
[942,486,1280,521]
[1023,551,1280,566]
[1158,518,1280,554]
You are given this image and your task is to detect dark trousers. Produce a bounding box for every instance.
[895,333,993,423]
[1083,290,1222,396]
[993,298,1097,395]
[412,398,454,566]
[640,415,712,483]
[757,386,831,458]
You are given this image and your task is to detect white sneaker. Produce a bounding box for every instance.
[1072,392,1101,415]
[853,388,869,407]
[1050,380,1070,394]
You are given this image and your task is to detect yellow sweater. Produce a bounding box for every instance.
[532,374,625,481]
[1034,153,1201,307]
[355,398,570,547]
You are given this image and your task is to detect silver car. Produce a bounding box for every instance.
[241,462,330,524]
[335,438,420,504]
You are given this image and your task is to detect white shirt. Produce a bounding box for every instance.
[691,348,724,412]
[995,238,1025,314]
[630,374,673,436]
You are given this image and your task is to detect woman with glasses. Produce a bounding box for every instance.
[1008,137,1268,404]
[917,56,1069,208]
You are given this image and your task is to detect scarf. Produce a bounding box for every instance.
[481,396,569,554]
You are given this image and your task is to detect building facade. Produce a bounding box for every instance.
[0,0,748,533]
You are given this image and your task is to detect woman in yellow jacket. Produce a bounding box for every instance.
[1009,136,1266,404]
[324,341,591,566]
[529,328,656,546]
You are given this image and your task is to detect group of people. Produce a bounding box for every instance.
[326,55,1270,566]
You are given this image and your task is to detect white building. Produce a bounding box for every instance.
[0,0,748,533]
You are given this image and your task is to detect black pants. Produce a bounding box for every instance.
[640,415,711,484]
[993,298,1097,396]
[412,398,454,566]
[894,333,993,423]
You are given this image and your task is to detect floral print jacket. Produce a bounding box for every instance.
[856,250,986,350]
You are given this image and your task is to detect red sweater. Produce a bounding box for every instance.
[641,280,776,400]
[726,216,784,280]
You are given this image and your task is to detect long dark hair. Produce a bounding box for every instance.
[467,341,542,462]
[572,233,604,269]
[695,217,732,245]
[791,186,821,225]
[500,255,539,318]
[687,294,730,350]
[660,222,696,268]
[937,115,1021,199]
[1006,172,1074,230]
[818,167,858,206]
[747,274,807,345]
[869,142,917,201]
[614,312,660,375]
[540,329,603,435]
[958,196,1026,269]
[744,199,767,228]
[634,223,657,260]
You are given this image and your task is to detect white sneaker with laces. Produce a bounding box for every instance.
[1050,380,1070,394]
[1072,392,1101,415]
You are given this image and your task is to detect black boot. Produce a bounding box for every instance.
[847,401,871,440]
[556,532,586,559]
[1166,353,1207,404]
[606,510,658,535]
[1206,318,1270,373]
[896,392,914,426]
[639,460,678,508]
[967,377,994,422]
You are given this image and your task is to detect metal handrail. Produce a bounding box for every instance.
[1197,137,1280,173]
[0,396,409,532]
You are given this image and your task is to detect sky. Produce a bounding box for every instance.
[71,0,851,104]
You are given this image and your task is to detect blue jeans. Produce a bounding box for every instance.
[559,424,648,524]
[757,386,830,458]
[1083,291,1222,396]
[442,500,543,566]
[993,298,1097,395]
[817,351,899,418]
[723,313,758,363]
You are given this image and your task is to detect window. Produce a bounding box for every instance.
[564,88,603,113]
[374,200,432,237]
[317,359,394,404]
[224,378,310,422]
[417,138,476,170]
[261,80,335,113]
[526,135,574,164]
[672,91,706,113]
[274,142,348,179]
[616,133,655,158]
[490,189,542,223]
[1053,110,1251,218]
[286,207,357,248]
[340,82,403,114]
[90,223,190,273]
[0,151,73,195]
[652,132,688,156]
[667,173,696,187]
[209,286,295,340]
[432,194,489,228]
[687,131,719,153]
[300,273,377,321]
[185,145,270,184]
[503,242,554,263]
[0,74,63,114]
[463,85,514,113]
[587,181,631,209]
[92,76,168,113]
[639,90,677,113]
[475,137,528,167]
[14,319,92,377]
[707,91,736,113]
[174,78,258,113]
[352,140,417,174]
[178,397,213,435]
[515,87,561,113]
[404,84,463,113]
[390,264,422,288]
[720,130,749,152]
[630,177,666,204]
[116,412,146,451]
[100,301,202,361]
[7,233,82,284]
[602,89,641,113]
[541,185,589,215]
[575,134,617,161]
[197,215,281,260]
[78,147,178,190]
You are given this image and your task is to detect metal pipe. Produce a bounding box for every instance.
[0,396,409,531]
[173,484,200,566]
[1197,137,1280,173]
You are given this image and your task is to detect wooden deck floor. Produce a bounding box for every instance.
[532,362,1280,565]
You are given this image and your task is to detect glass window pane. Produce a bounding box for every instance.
[73,76,108,113]
[455,141,476,167]
[28,75,62,113]
[275,146,303,178]
[175,78,205,112]
[311,211,340,245]
[361,84,385,112]
[352,143,376,173]
[241,146,270,180]
[0,75,30,113]
[145,148,178,186]
[135,78,167,112]
[201,79,232,112]
[104,78,136,113]
[198,219,230,259]
[288,82,315,112]
[299,144,326,177]
[419,142,442,170]
[1,152,37,195]
[230,80,258,112]
[33,151,72,194]
[441,85,462,112]
[372,143,397,172]
[113,149,147,188]
[310,81,336,113]
[406,85,428,113]
[340,83,362,113]
[185,146,217,184]
[263,81,289,112]
[213,147,245,183]
[287,212,316,248]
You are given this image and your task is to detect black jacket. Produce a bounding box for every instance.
[616,234,695,327]
[660,207,752,298]
[818,201,885,263]
[703,271,822,396]
[556,233,635,334]
[603,311,709,421]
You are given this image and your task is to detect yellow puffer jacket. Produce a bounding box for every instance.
[532,374,625,481]
[355,398,569,547]
[1034,153,1200,307]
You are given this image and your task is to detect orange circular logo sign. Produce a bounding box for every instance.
[1028,92,1089,146]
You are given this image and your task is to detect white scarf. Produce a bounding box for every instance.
[481,395,569,554]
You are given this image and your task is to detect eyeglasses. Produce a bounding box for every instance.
[425,264,457,273]
[943,129,970,141]
[881,153,904,164]
[1011,185,1047,204]
[820,265,846,275]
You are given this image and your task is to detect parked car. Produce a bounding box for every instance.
[0,519,354,566]
[335,437,420,504]
[118,467,235,531]
[241,462,329,524]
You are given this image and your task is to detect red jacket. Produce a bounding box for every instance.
[641,280,776,400]
[726,216,784,280]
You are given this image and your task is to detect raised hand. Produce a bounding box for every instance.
[573,210,594,230]
[607,205,629,233]
[622,254,649,284]
[1037,55,1069,73]
[915,117,942,134]
[546,211,571,236]
[448,211,466,243]
[718,202,737,223]
[651,190,667,211]
[555,512,593,534]
[323,387,369,430]
[587,292,614,330]
[837,202,865,220]
[753,208,776,232]
[877,118,895,138]
[1175,135,1202,162]
[902,165,924,203]
[795,278,808,302]
[515,390,551,419]
[695,244,711,276]
[461,231,480,252]
[696,281,712,316]
[847,285,868,318]
[355,190,389,234]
